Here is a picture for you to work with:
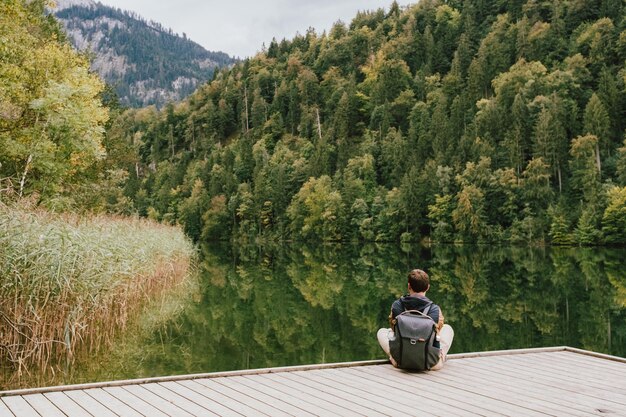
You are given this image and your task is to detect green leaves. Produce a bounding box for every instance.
[102,0,626,246]
[287,176,345,241]
[602,186,626,244]
[0,0,108,200]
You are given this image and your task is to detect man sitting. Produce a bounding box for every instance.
[377,268,454,370]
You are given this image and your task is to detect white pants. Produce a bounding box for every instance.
[377,324,454,370]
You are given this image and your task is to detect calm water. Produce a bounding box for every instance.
[3,243,626,389]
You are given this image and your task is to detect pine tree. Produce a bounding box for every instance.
[617,139,626,186]
[583,93,610,174]
[602,186,626,244]
[533,100,567,193]
[570,134,602,204]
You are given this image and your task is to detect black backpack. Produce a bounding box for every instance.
[389,303,441,370]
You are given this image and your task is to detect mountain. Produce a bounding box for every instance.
[52,1,235,108]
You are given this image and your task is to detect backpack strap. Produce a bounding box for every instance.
[422,303,432,316]
[399,303,434,320]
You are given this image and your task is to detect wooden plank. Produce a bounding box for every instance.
[360,364,551,417]
[140,382,220,417]
[320,367,469,417]
[238,374,337,417]
[251,373,365,417]
[466,354,612,391]
[515,352,626,384]
[123,384,196,417]
[448,355,618,416]
[216,375,316,416]
[259,372,383,416]
[195,378,281,416]
[358,364,548,417]
[559,350,626,370]
[464,355,626,406]
[65,390,118,417]
[43,392,91,417]
[431,358,602,416]
[489,352,626,391]
[278,371,396,416]
[85,388,144,417]
[287,369,416,416]
[158,381,241,417]
[1,396,39,417]
[22,394,65,417]
[104,385,170,417]
[0,398,16,417]
[480,354,626,403]
[377,363,543,417]
[338,369,488,416]
[550,351,626,378]
[352,365,514,417]
[177,379,262,416]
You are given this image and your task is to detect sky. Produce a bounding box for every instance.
[99,0,415,58]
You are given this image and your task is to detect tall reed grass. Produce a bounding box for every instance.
[0,202,195,381]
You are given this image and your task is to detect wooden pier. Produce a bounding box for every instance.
[1,346,625,416]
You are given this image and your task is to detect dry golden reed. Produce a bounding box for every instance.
[0,203,195,379]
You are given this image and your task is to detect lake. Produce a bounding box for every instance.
[2,242,625,390]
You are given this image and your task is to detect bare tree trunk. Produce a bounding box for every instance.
[19,154,32,197]
[595,142,602,178]
[606,312,611,350]
[189,117,196,155]
[316,107,322,141]
[244,85,249,133]
[169,125,175,160]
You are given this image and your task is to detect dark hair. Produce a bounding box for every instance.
[408,269,429,293]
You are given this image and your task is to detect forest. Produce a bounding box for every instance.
[102,0,626,245]
[4,0,626,246]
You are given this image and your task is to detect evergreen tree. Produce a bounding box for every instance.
[602,186,626,244]
[533,99,567,193]
[583,93,610,174]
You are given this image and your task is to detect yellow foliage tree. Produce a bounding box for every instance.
[0,0,108,199]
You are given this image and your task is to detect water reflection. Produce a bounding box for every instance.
[2,243,625,389]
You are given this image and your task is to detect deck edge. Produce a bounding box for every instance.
[0,359,388,397]
[446,346,567,360]
[563,346,626,364]
[4,345,623,397]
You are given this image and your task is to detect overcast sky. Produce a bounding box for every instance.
[99,0,415,58]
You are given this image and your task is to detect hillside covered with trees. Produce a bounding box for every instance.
[107,0,626,245]
[54,2,235,108]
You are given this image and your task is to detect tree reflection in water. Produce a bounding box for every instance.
[3,243,625,389]
[106,243,626,376]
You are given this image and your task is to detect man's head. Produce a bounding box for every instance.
[408,269,430,294]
